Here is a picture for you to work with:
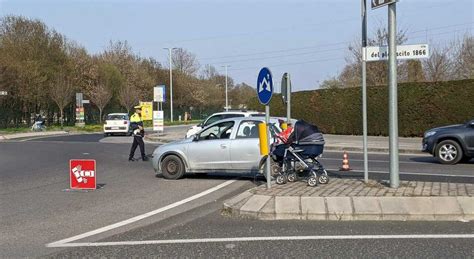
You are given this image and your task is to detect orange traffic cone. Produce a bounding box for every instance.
[339,151,352,171]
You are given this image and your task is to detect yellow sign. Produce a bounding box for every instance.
[139,101,153,121]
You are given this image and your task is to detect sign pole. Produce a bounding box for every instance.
[362,0,369,184]
[388,2,400,188]
[286,73,291,123]
[265,105,271,189]
[257,67,274,189]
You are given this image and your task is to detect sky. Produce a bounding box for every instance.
[0,0,472,92]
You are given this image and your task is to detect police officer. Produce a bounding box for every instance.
[129,105,148,161]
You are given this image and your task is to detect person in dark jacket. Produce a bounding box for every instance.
[129,105,148,161]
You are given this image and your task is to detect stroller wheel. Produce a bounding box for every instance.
[287,173,297,182]
[271,163,282,177]
[318,175,329,184]
[307,176,318,187]
[276,175,287,185]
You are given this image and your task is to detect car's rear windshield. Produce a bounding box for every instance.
[107,115,128,120]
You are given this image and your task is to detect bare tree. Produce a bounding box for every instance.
[88,81,112,123]
[172,48,200,75]
[200,64,219,79]
[399,60,425,83]
[118,82,139,114]
[319,76,344,89]
[423,45,453,82]
[340,27,408,87]
[452,34,474,80]
[49,72,75,128]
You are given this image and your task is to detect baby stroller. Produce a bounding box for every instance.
[271,120,329,187]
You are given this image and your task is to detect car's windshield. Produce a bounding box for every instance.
[203,115,222,126]
[107,114,128,120]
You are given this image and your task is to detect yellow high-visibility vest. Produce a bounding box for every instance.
[130,113,142,123]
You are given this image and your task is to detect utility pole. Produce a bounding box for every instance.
[388,2,400,188]
[164,47,177,122]
[222,65,230,111]
[361,0,369,184]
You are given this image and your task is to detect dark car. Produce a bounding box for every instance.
[422,119,474,164]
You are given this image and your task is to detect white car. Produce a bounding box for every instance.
[185,110,264,138]
[103,113,131,136]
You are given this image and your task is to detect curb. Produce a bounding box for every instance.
[223,191,473,221]
[0,131,69,140]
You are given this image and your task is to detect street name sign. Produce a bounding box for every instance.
[153,110,164,132]
[154,85,166,103]
[371,0,397,9]
[257,67,273,105]
[70,159,96,190]
[364,44,429,62]
[281,73,291,104]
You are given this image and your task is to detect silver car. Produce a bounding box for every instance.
[152,117,282,179]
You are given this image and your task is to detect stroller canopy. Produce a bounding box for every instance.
[289,120,324,144]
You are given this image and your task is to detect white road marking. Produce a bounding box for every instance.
[322,157,425,164]
[326,168,474,178]
[48,234,474,247]
[46,179,237,247]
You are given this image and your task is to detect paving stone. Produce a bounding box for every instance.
[326,197,353,220]
[275,196,301,219]
[301,197,327,220]
[352,197,382,220]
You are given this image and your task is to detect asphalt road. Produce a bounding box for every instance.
[1,133,473,257]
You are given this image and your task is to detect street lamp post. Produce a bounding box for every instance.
[222,65,230,111]
[164,47,177,122]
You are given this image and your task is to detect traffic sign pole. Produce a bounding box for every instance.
[265,105,271,189]
[388,2,400,188]
[286,73,291,124]
[257,67,274,189]
[361,0,369,184]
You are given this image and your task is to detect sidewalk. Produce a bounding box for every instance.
[0,131,69,140]
[223,179,474,221]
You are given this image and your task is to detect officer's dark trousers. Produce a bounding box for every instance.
[129,135,146,159]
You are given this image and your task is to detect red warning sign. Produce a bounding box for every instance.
[70,159,96,190]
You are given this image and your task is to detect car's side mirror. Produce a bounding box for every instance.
[193,135,199,141]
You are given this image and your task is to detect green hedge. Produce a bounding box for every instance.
[247,80,474,137]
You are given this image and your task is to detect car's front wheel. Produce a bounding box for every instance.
[435,140,463,165]
[161,155,185,179]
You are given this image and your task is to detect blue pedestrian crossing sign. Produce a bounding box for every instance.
[257,67,273,105]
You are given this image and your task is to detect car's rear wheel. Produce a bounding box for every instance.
[435,140,463,165]
[161,155,185,179]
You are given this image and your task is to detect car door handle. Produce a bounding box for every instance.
[220,144,227,149]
